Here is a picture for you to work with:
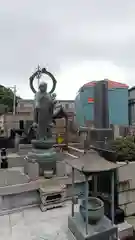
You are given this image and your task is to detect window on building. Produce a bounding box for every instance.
[130,91,135,99]
[71,103,74,108]
[20,103,24,108]
[65,103,69,109]
[24,103,33,108]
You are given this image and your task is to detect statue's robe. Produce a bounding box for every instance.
[34,92,53,139]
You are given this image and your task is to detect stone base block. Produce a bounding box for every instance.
[39,183,66,211]
[40,202,64,212]
[0,191,40,215]
[39,161,56,176]
[27,161,39,180]
[68,213,118,240]
[56,160,66,177]
[44,170,53,179]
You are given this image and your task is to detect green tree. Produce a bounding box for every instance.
[0,85,20,113]
[110,136,135,161]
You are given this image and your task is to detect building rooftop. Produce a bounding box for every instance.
[57,100,74,102]
[129,86,135,92]
[17,99,34,103]
[82,80,129,89]
[17,99,74,103]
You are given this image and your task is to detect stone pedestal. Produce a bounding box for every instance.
[27,160,39,180]
[43,170,53,178]
[56,160,66,177]
[27,147,62,176]
[26,138,63,177]
[68,213,118,240]
[39,184,66,211]
[32,138,56,150]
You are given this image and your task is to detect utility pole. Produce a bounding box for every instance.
[13,85,16,115]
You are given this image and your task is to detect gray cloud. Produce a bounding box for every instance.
[0,0,135,97]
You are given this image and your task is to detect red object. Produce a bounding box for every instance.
[88,97,94,103]
[84,80,128,89]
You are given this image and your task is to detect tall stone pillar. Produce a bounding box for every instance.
[94,80,109,128]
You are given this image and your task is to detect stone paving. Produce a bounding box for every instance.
[0,201,73,240]
[0,169,29,187]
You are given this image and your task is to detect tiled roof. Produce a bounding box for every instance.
[17,99,34,103]
[65,150,121,173]
[83,80,128,89]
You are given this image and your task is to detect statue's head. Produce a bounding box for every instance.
[39,81,47,93]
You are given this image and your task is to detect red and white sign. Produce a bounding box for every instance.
[88,97,94,103]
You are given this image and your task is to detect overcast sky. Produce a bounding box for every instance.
[0,0,135,99]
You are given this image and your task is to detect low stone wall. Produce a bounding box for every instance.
[117,161,135,217]
[0,180,40,215]
[0,191,40,214]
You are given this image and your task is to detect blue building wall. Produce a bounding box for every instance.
[81,88,94,122]
[108,88,128,125]
[75,86,129,126]
[128,87,135,125]
[75,93,84,126]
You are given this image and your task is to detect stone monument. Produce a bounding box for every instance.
[66,151,118,240]
[26,67,61,177]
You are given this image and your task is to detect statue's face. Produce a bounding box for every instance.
[39,82,47,93]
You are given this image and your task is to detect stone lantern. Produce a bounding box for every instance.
[66,150,121,240]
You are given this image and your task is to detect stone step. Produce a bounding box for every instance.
[40,202,65,212]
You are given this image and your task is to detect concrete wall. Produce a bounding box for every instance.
[17,99,75,115]
[57,100,75,113]
[118,162,135,217]
[129,88,135,99]
[0,115,4,129]
[0,191,40,214]
[16,99,34,114]
[3,113,33,134]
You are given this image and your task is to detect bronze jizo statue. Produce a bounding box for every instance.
[29,67,57,140]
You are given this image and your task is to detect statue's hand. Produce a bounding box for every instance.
[32,122,38,128]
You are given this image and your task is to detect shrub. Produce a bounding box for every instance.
[110,136,135,161]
